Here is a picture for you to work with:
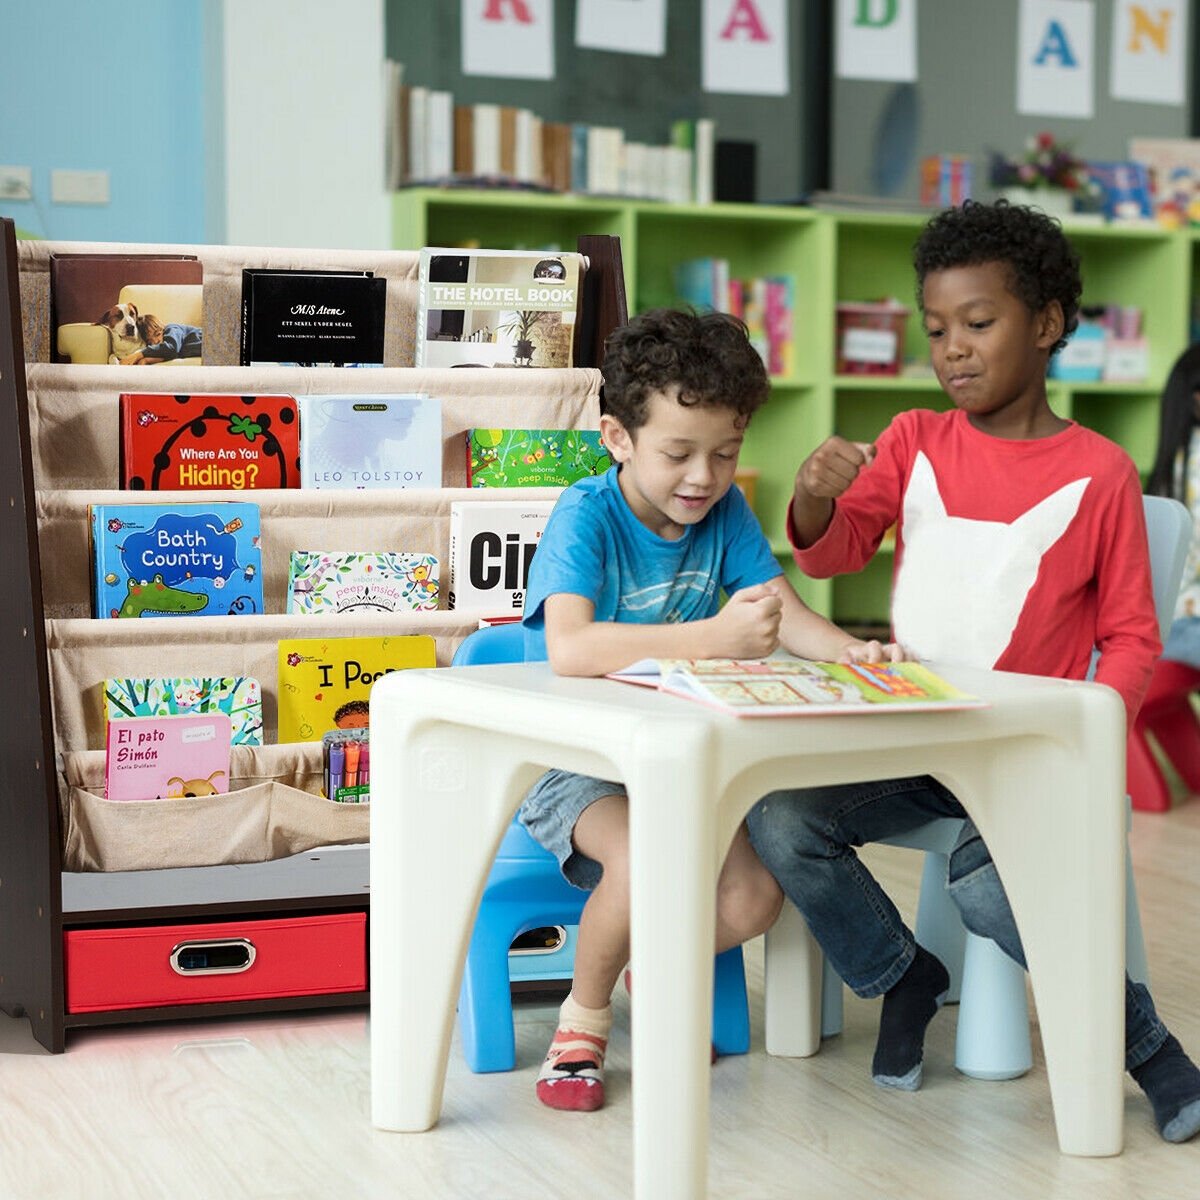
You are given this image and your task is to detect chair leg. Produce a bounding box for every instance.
[913,851,967,1004]
[711,945,750,1056]
[1148,700,1200,793]
[1126,848,1151,987]
[458,919,521,1074]
[954,932,1032,1080]
[820,954,844,1038]
[1127,725,1174,813]
[763,902,824,1057]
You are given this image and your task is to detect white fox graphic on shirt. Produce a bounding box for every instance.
[891,452,1089,668]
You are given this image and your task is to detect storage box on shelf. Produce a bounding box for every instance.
[0,223,606,1050]
[394,191,1194,628]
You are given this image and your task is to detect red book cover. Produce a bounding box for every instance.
[120,393,300,490]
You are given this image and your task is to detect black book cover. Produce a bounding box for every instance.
[240,269,385,366]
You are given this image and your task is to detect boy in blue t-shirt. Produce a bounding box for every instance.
[519,307,903,1112]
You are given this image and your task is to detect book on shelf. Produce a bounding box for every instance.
[103,676,264,746]
[287,551,440,614]
[277,634,437,741]
[104,712,232,801]
[1129,137,1200,227]
[119,392,300,490]
[298,392,442,489]
[466,427,611,487]
[415,248,587,369]
[240,268,386,367]
[607,657,986,718]
[90,501,264,619]
[50,252,204,366]
[448,498,556,613]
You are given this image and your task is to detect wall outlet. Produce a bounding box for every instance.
[51,168,110,205]
[0,166,33,201]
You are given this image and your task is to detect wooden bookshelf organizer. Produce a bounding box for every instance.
[0,221,614,1051]
[395,190,1196,628]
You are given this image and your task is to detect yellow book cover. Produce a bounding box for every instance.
[277,635,436,741]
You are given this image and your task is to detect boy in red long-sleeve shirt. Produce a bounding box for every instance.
[747,200,1200,1143]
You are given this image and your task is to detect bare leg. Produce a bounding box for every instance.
[715,822,784,952]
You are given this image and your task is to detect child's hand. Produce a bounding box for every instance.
[797,436,876,500]
[838,639,909,665]
[713,582,783,659]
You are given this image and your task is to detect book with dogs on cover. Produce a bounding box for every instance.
[606,657,985,717]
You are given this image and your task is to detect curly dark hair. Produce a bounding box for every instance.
[600,307,769,434]
[912,199,1082,356]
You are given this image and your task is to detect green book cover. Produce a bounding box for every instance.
[467,428,611,488]
[103,676,263,745]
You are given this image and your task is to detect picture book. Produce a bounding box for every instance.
[415,248,586,369]
[299,393,443,489]
[104,713,232,801]
[466,428,611,488]
[90,502,264,619]
[1084,161,1154,222]
[240,268,386,367]
[277,635,436,741]
[607,658,985,718]
[287,551,439,614]
[119,393,300,490]
[49,253,203,367]
[103,676,263,746]
[448,499,556,613]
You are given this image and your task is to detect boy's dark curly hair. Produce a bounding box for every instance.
[912,199,1081,355]
[601,307,769,434]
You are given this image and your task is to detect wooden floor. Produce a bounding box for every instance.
[2,798,1198,1199]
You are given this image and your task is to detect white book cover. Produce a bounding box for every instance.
[415,247,586,369]
[408,85,429,182]
[448,499,556,613]
[427,90,454,180]
[694,117,715,205]
[473,103,501,175]
[299,393,443,489]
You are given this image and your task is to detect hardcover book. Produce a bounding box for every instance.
[276,635,437,741]
[287,551,440,614]
[299,393,442,489]
[608,658,985,718]
[240,269,386,367]
[104,713,233,801]
[103,676,264,746]
[466,428,611,488]
[90,501,264,619]
[415,248,586,369]
[119,393,300,490]
[50,253,203,366]
[448,499,556,613]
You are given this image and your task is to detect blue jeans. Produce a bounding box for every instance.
[746,776,1168,1070]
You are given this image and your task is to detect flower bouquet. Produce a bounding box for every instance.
[989,132,1103,215]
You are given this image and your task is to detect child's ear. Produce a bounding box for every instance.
[599,413,633,462]
[1036,300,1065,350]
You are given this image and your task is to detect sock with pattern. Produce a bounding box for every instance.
[1131,1035,1200,1143]
[871,945,950,1091]
[536,994,612,1112]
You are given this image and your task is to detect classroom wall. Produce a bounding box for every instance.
[833,0,1192,199]
[0,0,207,243]
[386,1,822,203]
[215,0,390,249]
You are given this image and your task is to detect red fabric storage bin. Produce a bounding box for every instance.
[64,912,366,1013]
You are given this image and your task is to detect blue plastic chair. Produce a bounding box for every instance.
[452,623,751,1073]
[817,495,1191,1078]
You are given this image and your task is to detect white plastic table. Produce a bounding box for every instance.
[369,661,1127,1198]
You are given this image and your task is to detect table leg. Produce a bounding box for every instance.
[950,697,1126,1156]
[370,715,523,1133]
[625,721,718,1200]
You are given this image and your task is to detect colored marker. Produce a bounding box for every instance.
[358,744,369,804]
[344,741,361,789]
[329,742,345,798]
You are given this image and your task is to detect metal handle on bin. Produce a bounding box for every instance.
[169,938,257,976]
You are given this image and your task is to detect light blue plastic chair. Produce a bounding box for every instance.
[452,623,751,1073]
[818,495,1192,1079]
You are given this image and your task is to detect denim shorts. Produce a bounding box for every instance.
[518,768,626,890]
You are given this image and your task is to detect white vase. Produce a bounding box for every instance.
[1000,186,1074,216]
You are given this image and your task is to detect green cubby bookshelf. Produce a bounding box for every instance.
[393,189,1197,627]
